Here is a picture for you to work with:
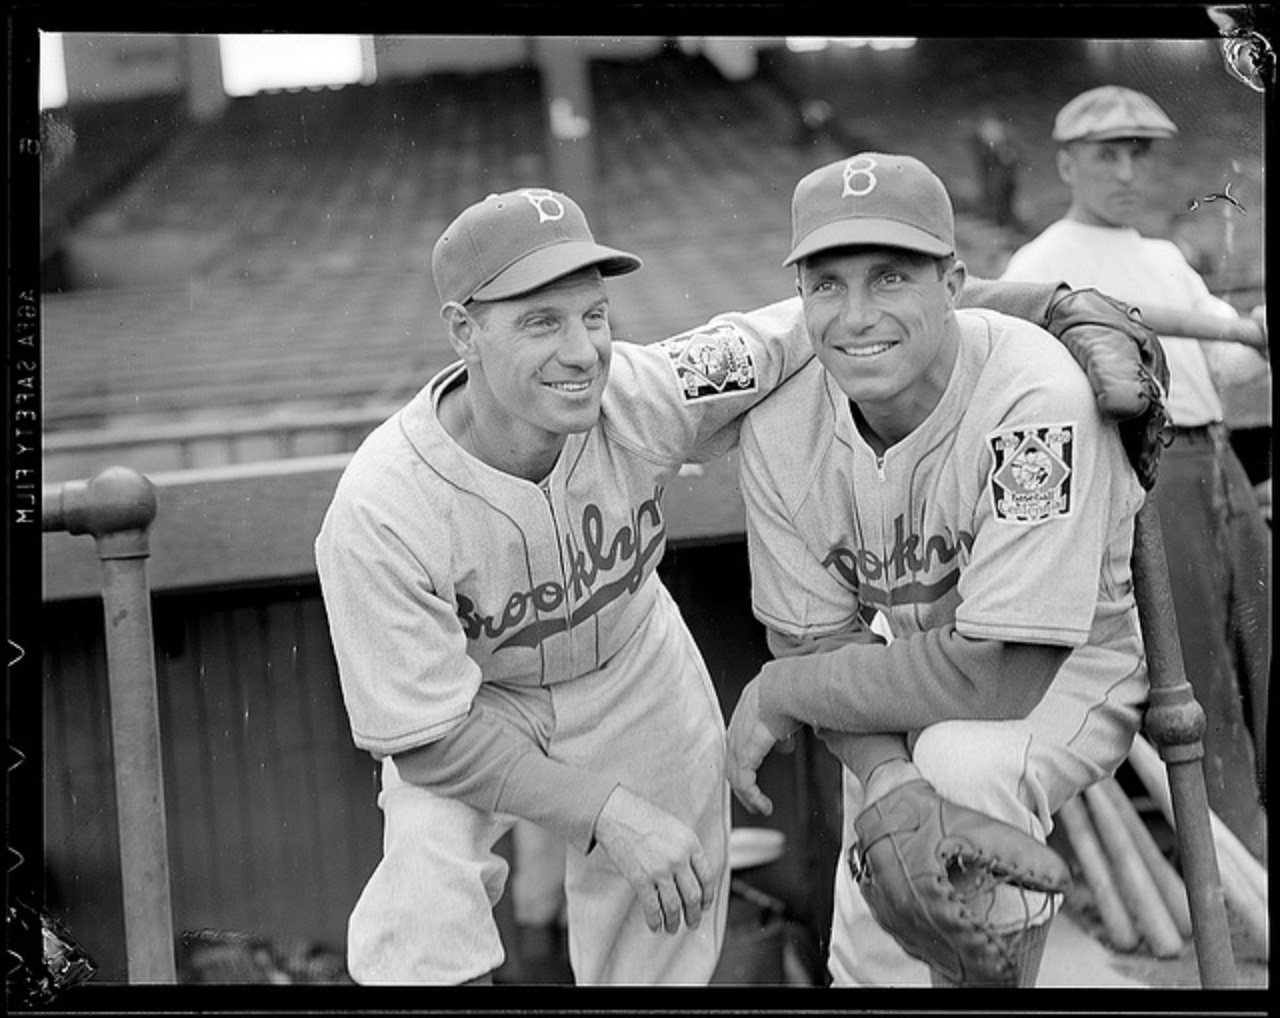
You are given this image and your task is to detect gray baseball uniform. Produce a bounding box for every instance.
[315,299,811,984]
[738,307,1149,984]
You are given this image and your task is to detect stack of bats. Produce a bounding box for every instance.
[1057,734,1269,960]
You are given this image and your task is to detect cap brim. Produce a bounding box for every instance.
[471,241,642,302]
[783,218,953,266]
[1056,128,1177,143]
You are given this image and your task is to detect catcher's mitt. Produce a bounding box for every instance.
[850,780,1072,986]
[1044,286,1172,491]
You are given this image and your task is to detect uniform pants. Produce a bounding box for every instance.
[346,585,731,985]
[511,820,567,928]
[828,640,1147,986]
[1151,427,1269,856]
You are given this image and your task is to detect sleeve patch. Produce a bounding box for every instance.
[987,423,1075,523]
[660,324,759,402]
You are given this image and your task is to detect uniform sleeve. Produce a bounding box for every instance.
[739,413,864,638]
[757,627,1069,734]
[393,705,619,853]
[315,481,480,756]
[602,298,815,466]
[956,356,1145,645]
[960,277,1065,327]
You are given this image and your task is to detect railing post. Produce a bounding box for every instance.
[1131,499,1236,987]
[43,466,176,984]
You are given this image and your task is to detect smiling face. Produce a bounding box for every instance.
[1057,138,1156,228]
[446,267,613,470]
[798,246,965,446]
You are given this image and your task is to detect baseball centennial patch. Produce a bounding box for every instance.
[661,325,759,401]
[987,423,1074,523]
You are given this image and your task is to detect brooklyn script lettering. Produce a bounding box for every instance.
[822,514,975,607]
[455,487,666,649]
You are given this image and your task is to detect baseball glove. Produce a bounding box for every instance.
[850,780,1072,986]
[1044,286,1172,491]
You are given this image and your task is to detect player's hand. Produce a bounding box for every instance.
[592,786,717,935]
[725,679,797,817]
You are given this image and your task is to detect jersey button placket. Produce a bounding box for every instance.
[873,449,893,617]
[537,474,575,684]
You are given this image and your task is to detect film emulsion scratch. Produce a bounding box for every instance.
[6,899,98,1008]
[1209,3,1277,93]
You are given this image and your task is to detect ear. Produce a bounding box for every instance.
[945,258,968,306]
[1055,148,1074,187]
[441,302,478,360]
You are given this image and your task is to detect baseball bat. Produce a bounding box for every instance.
[1058,795,1141,952]
[1083,783,1185,957]
[1208,803,1269,901]
[1129,735,1268,898]
[1098,777,1194,940]
[1136,305,1267,349]
[1127,735,1269,954]
[1209,815,1269,913]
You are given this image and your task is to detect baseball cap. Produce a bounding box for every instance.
[783,153,955,267]
[431,187,642,306]
[1052,86,1179,143]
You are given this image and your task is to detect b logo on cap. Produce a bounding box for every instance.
[841,156,878,198]
[521,188,566,224]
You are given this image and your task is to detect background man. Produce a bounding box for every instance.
[1000,85,1270,858]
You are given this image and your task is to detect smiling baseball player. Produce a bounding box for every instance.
[725,154,1154,987]
[315,184,1166,986]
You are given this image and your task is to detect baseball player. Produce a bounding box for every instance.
[315,185,1165,985]
[725,153,1154,987]
[1000,86,1270,858]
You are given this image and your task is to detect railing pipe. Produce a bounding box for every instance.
[1131,499,1236,987]
[43,466,176,984]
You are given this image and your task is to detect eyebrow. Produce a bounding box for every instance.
[515,296,610,320]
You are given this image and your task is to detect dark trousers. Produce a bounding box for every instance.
[1151,425,1269,858]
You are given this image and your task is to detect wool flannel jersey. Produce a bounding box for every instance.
[316,298,813,758]
[740,308,1148,735]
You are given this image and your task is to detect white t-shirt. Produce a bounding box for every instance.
[1001,219,1266,427]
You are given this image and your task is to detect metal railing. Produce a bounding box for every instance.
[1131,500,1236,986]
[43,466,176,984]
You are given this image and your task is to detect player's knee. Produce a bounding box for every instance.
[912,722,1051,839]
[912,722,1022,806]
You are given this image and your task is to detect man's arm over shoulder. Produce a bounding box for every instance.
[602,298,815,465]
[961,276,1064,326]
